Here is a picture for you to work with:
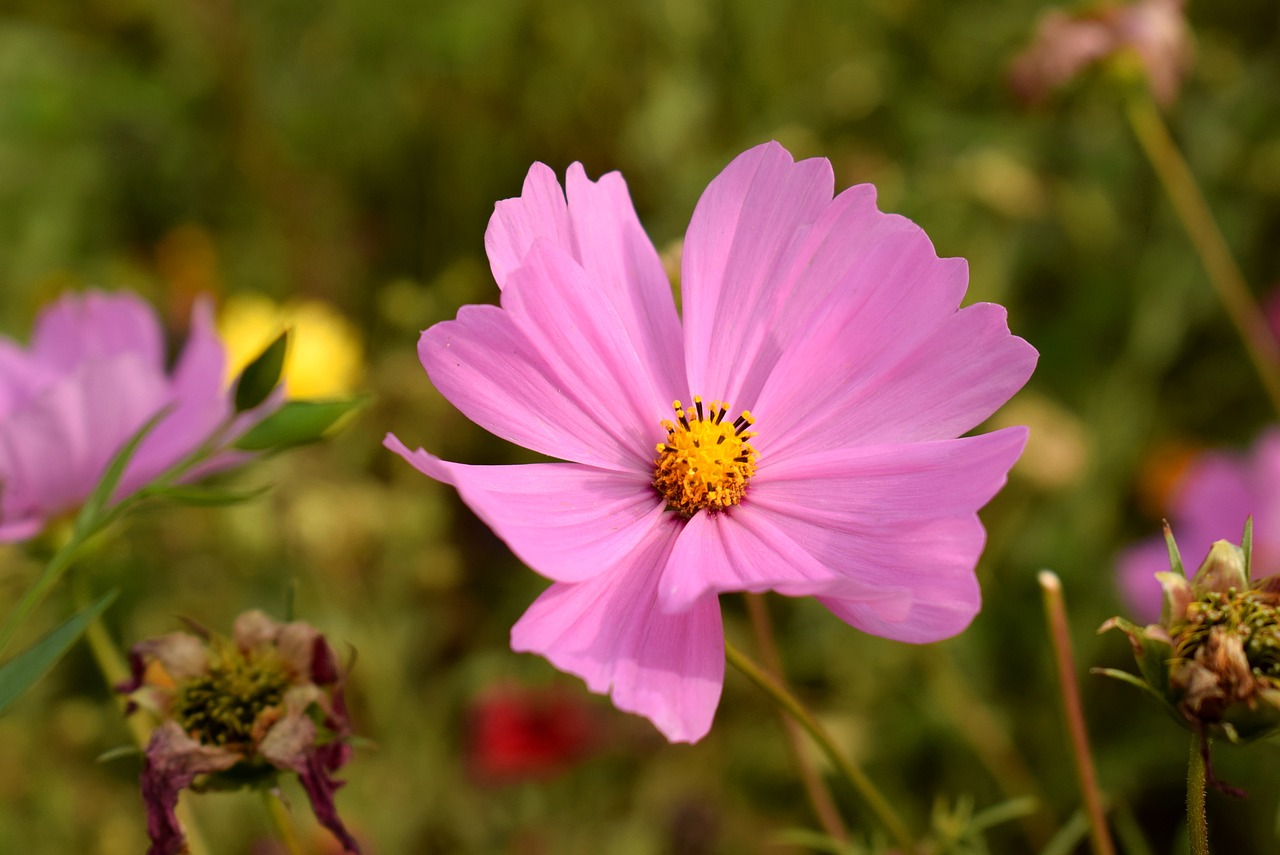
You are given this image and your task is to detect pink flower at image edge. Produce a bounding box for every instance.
[0,290,247,541]
[1118,429,1280,622]
[387,142,1037,742]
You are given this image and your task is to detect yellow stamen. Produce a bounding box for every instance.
[652,396,757,517]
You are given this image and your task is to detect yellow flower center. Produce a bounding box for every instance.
[653,397,757,517]
[175,643,291,747]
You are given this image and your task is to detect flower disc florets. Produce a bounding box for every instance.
[174,641,291,747]
[653,397,756,517]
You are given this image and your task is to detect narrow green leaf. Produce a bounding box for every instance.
[74,408,171,540]
[1038,809,1091,855]
[97,744,144,764]
[139,483,272,507]
[0,590,118,715]
[968,796,1039,834]
[233,329,289,412]
[1162,520,1184,578]
[1243,515,1254,581]
[233,397,365,451]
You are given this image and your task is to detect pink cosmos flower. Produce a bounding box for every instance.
[1118,429,1280,622]
[1009,0,1193,107]
[386,142,1037,742]
[0,290,238,540]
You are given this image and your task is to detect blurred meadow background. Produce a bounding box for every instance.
[1,0,1280,852]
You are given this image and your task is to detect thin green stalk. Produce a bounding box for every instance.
[264,791,306,855]
[1187,734,1209,855]
[743,594,849,843]
[77,587,212,855]
[1124,92,1280,415]
[1038,571,1115,855]
[0,411,236,656]
[724,638,916,854]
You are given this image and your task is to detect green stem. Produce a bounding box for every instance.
[1187,734,1209,855]
[0,411,240,657]
[743,595,849,843]
[264,791,306,855]
[1038,571,1115,855]
[76,584,212,855]
[0,532,87,656]
[724,638,916,854]
[1124,92,1280,415]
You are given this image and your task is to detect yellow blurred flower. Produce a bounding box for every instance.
[218,293,363,399]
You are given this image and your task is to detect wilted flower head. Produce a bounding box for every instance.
[0,290,250,541]
[1010,0,1193,106]
[387,142,1036,742]
[1102,525,1280,742]
[119,610,359,855]
[1118,429,1280,621]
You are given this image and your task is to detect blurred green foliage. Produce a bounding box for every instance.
[1,0,1279,852]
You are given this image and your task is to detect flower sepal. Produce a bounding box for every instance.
[1101,520,1280,743]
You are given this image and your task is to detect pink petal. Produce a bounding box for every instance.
[124,298,232,491]
[31,290,165,373]
[484,162,685,411]
[385,435,665,583]
[746,428,1028,642]
[680,142,835,404]
[0,341,57,416]
[510,518,724,743]
[1117,538,1176,624]
[756,302,1037,459]
[417,304,641,471]
[657,504,889,614]
[1118,435,1273,621]
[485,163,572,289]
[562,164,684,394]
[0,355,167,528]
[501,241,680,455]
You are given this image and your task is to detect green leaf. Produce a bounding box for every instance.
[233,397,365,451]
[0,590,117,716]
[968,796,1039,834]
[1243,515,1254,582]
[73,408,171,541]
[1162,520,1184,578]
[772,828,868,855]
[139,483,272,507]
[233,329,289,412]
[1038,808,1091,855]
[97,744,143,764]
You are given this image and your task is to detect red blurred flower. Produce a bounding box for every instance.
[467,684,597,784]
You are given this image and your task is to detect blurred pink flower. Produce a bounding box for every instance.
[0,290,237,540]
[1010,0,1193,106]
[387,142,1036,742]
[1118,429,1280,621]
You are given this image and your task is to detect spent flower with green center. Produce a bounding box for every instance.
[1100,521,1280,743]
[118,610,360,855]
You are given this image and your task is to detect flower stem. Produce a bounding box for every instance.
[1038,571,1115,855]
[1124,91,1280,415]
[264,791,306,855]
[743,594,849,843]
[75,583,212,855]
[724,638,916,853]
[1187,734,1210,855]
